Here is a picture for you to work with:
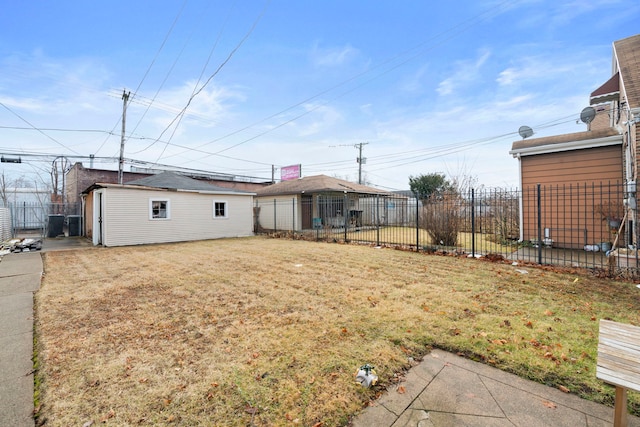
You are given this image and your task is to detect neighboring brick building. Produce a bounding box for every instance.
[65,163,271,205]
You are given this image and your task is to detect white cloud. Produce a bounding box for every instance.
[310,42,359,67]
[436,49,491,96]
[296,103,343,137]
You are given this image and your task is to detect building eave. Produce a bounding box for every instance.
[509,134,623,157]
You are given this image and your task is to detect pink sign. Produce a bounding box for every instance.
[281,164,301,181]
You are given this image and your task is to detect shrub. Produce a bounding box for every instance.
[419,193,461,246]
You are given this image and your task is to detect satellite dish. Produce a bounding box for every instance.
[518,125,534,139]
[580,106,596,124]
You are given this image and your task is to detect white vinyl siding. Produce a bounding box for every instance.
[254,195,301,231]
[99,188,253,247]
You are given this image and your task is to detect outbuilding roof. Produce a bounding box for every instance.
[510,127,622,157]
[255,174,390,197]
[83,171,255,195]
[126,171,245,192]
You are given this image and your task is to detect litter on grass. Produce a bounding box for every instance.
[355,364,378,388]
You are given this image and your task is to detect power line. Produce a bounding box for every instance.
[0,101,81,155]
[165,0,517,161]
[139,1,270,162]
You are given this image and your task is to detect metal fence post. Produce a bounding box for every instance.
[376,194,380,246]
[415,194,419,251]
[537,183,542,265]
[471,188,475,257]
[344,193,348,242]
[273,199,277,232]
[292,198,295,232]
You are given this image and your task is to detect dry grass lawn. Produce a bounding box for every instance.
[333,226,516,254]
[35,236,640,426]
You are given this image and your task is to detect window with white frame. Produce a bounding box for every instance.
[150,199,170,220]
[213,200,228,219]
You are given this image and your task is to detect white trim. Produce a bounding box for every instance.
[213,200,228,219]
[149,198,171,220]
[92,189,104,246]
[517,156,524,242]
[509,134,623,157]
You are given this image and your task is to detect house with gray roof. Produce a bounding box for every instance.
[253,174,403,231]
[82,171,255,247]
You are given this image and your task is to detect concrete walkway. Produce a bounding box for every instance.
[352,349,640,427]
[0,252,41,427]
[0,236,91,427]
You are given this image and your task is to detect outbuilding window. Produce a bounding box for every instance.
[150,199,170,220]
[213,200,228,219]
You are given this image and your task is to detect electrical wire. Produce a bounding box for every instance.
[0,101,81,155]
[141,1,270,163]
[162,0,516,162]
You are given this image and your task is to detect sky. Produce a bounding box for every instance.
[1,1,639,192]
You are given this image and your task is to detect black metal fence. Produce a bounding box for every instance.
[255,182,638,277]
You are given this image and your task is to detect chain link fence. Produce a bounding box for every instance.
[0,202,81,239]
[255,182,637,277]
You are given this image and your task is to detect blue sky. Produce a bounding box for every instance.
[1,1,638,190]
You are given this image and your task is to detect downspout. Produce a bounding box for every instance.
[517,152,524,242]
[627,108,640,248]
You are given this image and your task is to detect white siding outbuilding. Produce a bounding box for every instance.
[83,172,255,247]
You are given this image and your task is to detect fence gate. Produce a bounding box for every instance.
[10,201,47,236]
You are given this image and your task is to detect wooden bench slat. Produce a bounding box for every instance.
[600,320,640,341]
[597,320,640,393]
[597,367,640,392]
[598,349,640,370]
[600,336,640,353]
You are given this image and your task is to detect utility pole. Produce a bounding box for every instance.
[355,142,369,184]
[118,90,130,185]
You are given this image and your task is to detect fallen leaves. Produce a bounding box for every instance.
[100,409,115,422]
[542,400,557,409]
[244,406,258,415]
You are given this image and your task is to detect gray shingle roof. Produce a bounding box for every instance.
[127,171,249,193]
[255,174,390,197]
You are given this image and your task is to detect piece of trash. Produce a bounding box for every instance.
[355,364,378,388]
[515,269,529,274]
[294,264,303,268]
[511,262,518,266]
[636,285,640,289]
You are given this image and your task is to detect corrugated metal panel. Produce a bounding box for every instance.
[101,187,253,247]
[0,207,11,241]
